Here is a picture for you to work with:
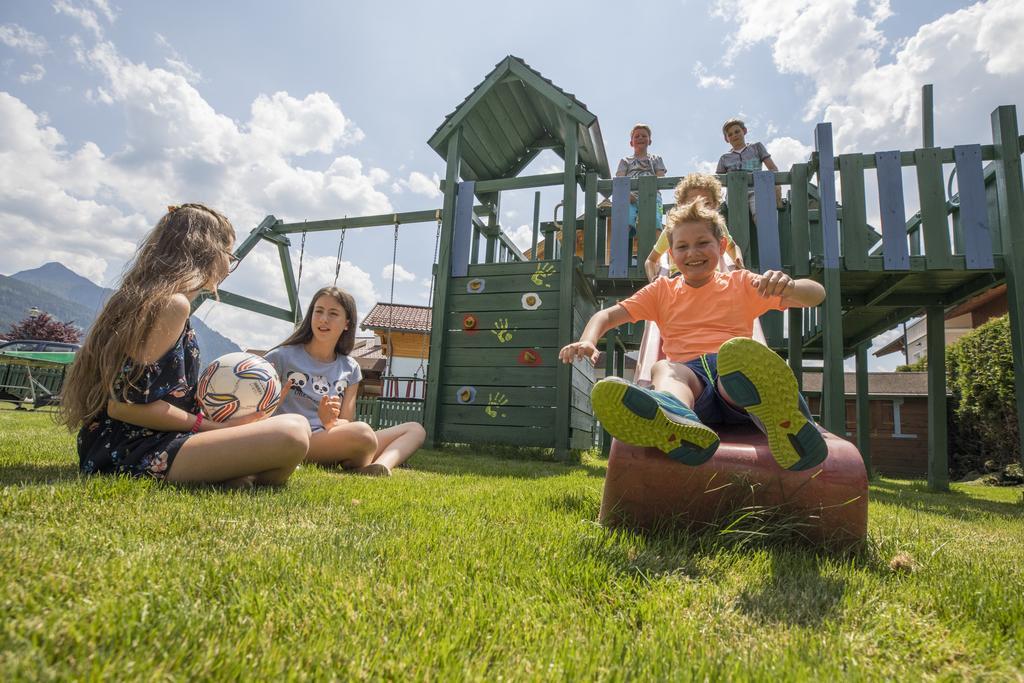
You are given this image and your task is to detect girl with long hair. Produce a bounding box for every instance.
[264,286,425,476]
[60,204,310,486]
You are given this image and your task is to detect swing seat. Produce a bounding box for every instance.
[600,425,868,546]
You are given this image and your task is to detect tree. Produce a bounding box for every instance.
[6,312,81,343]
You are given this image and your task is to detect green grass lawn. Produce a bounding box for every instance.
[2,410,1023,681]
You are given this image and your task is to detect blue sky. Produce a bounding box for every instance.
[1,0,1021,367]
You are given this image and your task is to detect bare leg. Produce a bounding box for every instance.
[306,421,378,469]
[649,360,705,407]
[370,422,426,470]
[166,413,310,486]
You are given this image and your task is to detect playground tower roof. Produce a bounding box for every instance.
[428,55,610,181]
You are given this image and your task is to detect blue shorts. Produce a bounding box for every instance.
[628,194,664,235]
[683,353,752,427]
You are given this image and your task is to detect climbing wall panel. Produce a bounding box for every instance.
[437,260,595,449]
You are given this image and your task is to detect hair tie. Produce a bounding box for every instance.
[167,205,179,214]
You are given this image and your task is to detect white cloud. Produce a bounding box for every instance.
[393,171,441,198]
[382,263,415,283]
[693,61,735,89]
[53,0,106,39]
[506,223,535,251]
[18,64,46,83]
[155,33,201,84]
[0,34,393,350]
[0,24,49,55]
[712,0,1024,152]
[763,136,813,171]
[89,0,117,23]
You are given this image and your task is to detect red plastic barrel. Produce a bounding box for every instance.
[600,425,868,545]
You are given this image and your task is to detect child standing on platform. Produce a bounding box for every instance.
[716,118,782,219]
[265,287,425,476]
[560,201,827,471]
[616,123,668,243]
[61,204,310,487]
[643,172,744,282]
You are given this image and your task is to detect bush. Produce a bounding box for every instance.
[947,314,1018,471]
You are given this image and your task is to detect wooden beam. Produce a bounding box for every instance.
[211,289,295,323]
[275,210,443,234]
[440,172,564,194]
[990,105,1024,467]
[816,122,846,435]
[424,131,462,448]
[926,306,949,491]
[555,112,579,460]
[855,343,873,479]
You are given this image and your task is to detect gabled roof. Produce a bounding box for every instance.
[360,304,432,334]
[428,55,610,182]
[800,371,948,397]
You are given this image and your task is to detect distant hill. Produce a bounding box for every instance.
[3,263,241,361]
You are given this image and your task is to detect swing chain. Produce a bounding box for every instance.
[295,228,307,308]
[333,216,346,286]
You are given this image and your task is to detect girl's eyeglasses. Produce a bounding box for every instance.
[224,249,241,274]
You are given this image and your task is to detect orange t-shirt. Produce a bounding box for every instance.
[619,270,786,363]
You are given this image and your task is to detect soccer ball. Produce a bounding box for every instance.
[196,352,282,422]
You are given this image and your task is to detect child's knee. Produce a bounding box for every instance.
[650,359,674,379]
[275,414,312,453]
[408,422,426,443]
[353,422,378,453]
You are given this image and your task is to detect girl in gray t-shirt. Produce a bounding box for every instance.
[265,286,425,476]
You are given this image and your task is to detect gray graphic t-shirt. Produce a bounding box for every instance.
[264,344,362,431]
[716,142,770,174]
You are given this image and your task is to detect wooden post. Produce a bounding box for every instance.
[815,123,846,436]
[485,202,498,264]
[583,172,597,276]
[530,191,541,261]
[601,327,618,457]
[788,308,803,390]
[423,130,462,448]
[922,84,934,148]
[991,105,1024,466]
[926,306,949,491]
[855,342,873,479]
[277,242,300,324]
[555,114,579,460]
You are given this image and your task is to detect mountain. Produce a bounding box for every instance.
[4,263,241,361]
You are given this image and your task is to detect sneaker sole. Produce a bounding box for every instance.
[592,379,719,465]
[717,338,828,470]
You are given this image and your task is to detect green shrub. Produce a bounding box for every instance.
[947,314,1018,471]
[896,356,927,372]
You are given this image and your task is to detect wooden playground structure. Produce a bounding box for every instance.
[197,57,1023,527]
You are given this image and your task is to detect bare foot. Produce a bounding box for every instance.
[354,463,391,477]
[221,474,257,489]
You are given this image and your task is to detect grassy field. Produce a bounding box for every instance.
[2,409,1023,681]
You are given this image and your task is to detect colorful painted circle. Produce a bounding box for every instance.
[455,386,477,404]
[521,293,542,310]
[466,278,485,294]
[518,349,542,366]
[462,314,478,331]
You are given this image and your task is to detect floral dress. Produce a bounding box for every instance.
[78,320,201,479]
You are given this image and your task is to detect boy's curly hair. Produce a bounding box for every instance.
[674,173,723,207]
[722,118,746,136]
[664,199,728,248]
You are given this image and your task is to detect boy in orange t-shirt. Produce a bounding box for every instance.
[559,201,827,470]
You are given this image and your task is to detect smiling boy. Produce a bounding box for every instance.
[717,118,783,212]
[616,123,668,238]
[560,201,827,470]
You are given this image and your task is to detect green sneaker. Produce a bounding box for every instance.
[717,337,828,470]
[591,377,720,465]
